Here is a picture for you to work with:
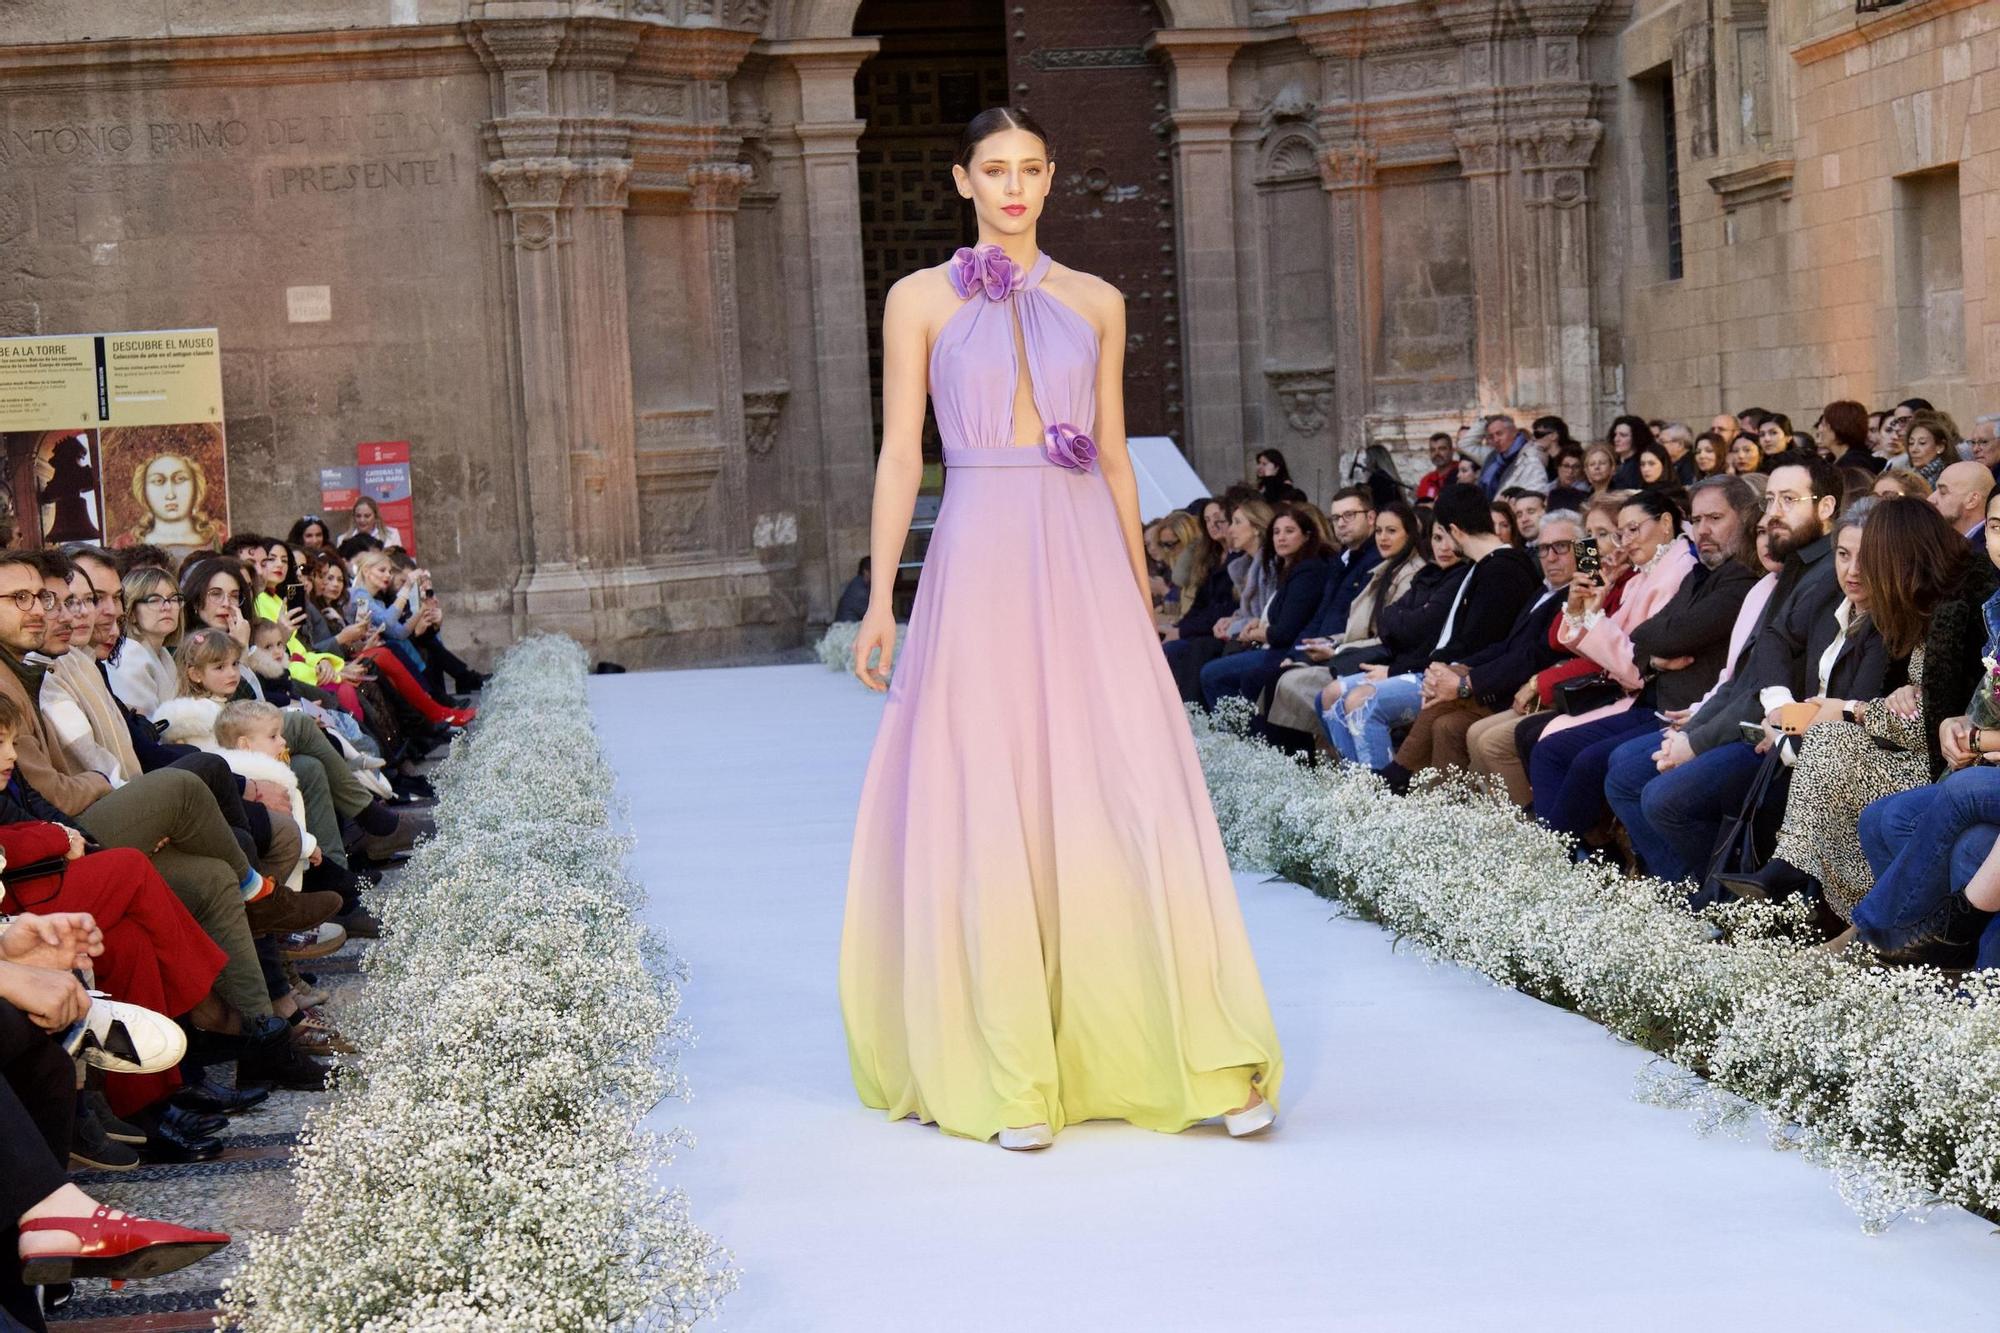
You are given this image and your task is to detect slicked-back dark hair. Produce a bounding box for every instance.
[957,107,1052,169]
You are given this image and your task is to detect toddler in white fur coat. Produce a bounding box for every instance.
[153,696,321,891]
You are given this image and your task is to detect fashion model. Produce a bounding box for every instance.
[839,107,1282,1151]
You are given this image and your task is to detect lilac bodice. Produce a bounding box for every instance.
[929,249,1100,469]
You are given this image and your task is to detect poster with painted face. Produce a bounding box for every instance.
[100,422,231,563]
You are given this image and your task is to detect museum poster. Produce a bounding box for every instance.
[0,328,229,564]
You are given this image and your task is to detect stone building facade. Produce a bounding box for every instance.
[0,0,1989,665]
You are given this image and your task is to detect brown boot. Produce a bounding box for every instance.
[244,888,343,936]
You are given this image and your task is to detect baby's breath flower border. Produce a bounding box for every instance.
[1188,696,2000,1233]
[219,635,737,1331]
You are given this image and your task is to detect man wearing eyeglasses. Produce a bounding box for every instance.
[0,550,327,1080]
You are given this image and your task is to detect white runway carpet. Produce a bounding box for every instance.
[596,663,1998,1332]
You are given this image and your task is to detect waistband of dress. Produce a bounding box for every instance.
[942,446,1051,469]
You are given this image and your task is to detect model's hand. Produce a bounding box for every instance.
[853,608,897,693]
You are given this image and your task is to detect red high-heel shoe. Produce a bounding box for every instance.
[19,1205,230,1287]
[445,707,476,726]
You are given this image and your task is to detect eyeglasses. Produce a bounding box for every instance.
[54,597,86,615]
[203,587,244,604]
[134,594,186,609]
[1539,540,1577,556]
[2,590,57,612]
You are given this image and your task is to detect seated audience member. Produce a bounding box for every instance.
[1318,484,1541,770]
[1581,442,1619,500]
[1817,399,1883,475]
[1874,469,1932,500]
[1524,491,1702,837]
[1414,433,1458,504]
[1547,448,1590,512]
[1606,416,1654,489]
[1632,439,1677,491]
[1758,412,1796,458]
[1526,478,1760,840]
[1490,502,1521,548]
[1162,500,1241,699]
[834,555,871,624]
[1199,506,1331,709]
[1503,488,1546,554]
[338,494,402,549]
[1929,460,1993,549]
[1727,431,1765,477]
[1690,431,1728,480]
[1253,448,1308,506]
[1853,763,2000,969]
[1384,510,1579,788]
[1266,501,1429,742]
[287,514,334,554]
[1657,423,1700,485]
[1725,497,1994,919]
[1171,496,1272,702]
[1476,414,1549,498]
[1282,487,1382,657]
[106,565,185,716]
[1905,409,1955,487]
[1603,453,1848,883]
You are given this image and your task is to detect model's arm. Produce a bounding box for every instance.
[1089,288,1147,607]
[853,276,931,690]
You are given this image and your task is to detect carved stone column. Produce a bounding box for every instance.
[766,37,878,618]
[1151,29,1251,488]
[1513,118,1603,427]
[1452,124,1514,410]
[569,157,642,566]
[686,161,755,557]
[1317,139,1376,461]
[485,155,580,572]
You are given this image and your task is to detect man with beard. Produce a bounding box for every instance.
[1604,453,1847,885]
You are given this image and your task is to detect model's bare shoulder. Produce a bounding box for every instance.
[886,265,962,334]
[1045,264,1123,335]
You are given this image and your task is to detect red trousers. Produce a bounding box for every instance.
[3,840,227,1116]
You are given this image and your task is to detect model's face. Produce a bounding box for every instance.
[144,457,194,521]
[1374,512,1408,560]
[952,127,1051,238]
[1835,524,1866,607]
[1270,516,1304,559]
[1729,436,1762,474]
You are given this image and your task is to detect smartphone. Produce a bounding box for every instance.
[1738,721,1768,744]
[284,580,307,613]
[1575,535,1601,579]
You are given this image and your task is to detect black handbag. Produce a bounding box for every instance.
[1697,745,1789,907]
[1556,672,1624,716]
[1,856,70,909]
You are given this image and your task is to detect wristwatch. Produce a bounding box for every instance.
[1456,674,1472,700]
[1843,700,1864,724]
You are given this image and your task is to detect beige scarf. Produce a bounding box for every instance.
[52,650,143,782]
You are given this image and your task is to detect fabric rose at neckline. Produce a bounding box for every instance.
[949,244,1025,302]
[1044,422,1097,472]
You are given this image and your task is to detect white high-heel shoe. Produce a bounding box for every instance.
[1223,1091,1276,1138]
[997,1123,1054,1151]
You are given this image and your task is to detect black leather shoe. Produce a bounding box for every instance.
[172,1075,272,1116]
[241,1040,336,1091]
[71,1104,141,1171]
[139,1112,223,1164]
[84,1088,146,1145]
[1718,858,1820,902]
[160,1103,227,1140]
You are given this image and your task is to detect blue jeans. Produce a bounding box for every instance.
[1604,735,1765,884]
[1324,672,1424,770]
[1854,770,2000,965]
[1530,708,1662,836]
[1199,647,1279,710]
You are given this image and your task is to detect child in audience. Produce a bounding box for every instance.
[214,700,318,891]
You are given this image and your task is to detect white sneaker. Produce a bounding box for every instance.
[1223,1095,1276,1138]
[997,1123,1053,1151]
[73,999,187,1075]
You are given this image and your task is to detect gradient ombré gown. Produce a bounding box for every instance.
[839,247,1283,1143]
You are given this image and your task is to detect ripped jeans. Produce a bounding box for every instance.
[1321,671,1425,771]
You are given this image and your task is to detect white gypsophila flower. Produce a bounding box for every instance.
[814,620,905,677]
[1182,705,2000,1231]
[218,633,736,1332]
